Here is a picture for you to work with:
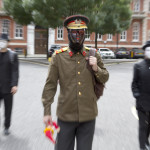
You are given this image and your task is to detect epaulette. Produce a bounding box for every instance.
[55,47,68,54]
[85,46,90,50]
[85,47,98,52]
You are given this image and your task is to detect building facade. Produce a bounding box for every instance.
[1,0,150,55]
[53,0,150,51]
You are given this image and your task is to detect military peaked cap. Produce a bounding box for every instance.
[0,33,9,41]
[64,15,89,29]
[142,40,150,50]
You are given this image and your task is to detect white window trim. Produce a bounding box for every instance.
[97,33,103,41]
[133,0,140,12]
[85,30,90,41]
[57,27,63,40]
[2,19,10,37]
[132,22,140,42]
[14,23,24,39]
[120,31,127,41]
[107,34,112,41]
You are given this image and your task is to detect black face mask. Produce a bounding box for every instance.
[68,29,85,53]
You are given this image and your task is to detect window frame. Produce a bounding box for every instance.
[120,31,127,41]
[85,30,90,41]
[14,23,24,39]
[132,22,140,42]
[107,34,112,41]
[97,33,103,41]
[57,27,63,40]
[1,19,10,37]
[133,0,140,12]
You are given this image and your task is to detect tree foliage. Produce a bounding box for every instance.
[3,0,132,48]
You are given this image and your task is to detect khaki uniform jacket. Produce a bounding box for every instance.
[42,46,109,122]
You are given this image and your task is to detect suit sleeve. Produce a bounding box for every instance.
[94,52,109,84]
[131,64,140,99]
[11,53,19,87]
[42,54,59,116]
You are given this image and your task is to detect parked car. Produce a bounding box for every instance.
[129,48,144,59]
[48,44,61,57]
[98,48,115,59]
[115,47,130,59]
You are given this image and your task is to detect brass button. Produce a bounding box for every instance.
[79,92,82,96]
[78,82,81,85]
[78,72,80,75]
[78,61,80,64]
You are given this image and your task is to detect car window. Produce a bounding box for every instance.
[51,45,61,49]
[136,49,144,52]
[131,48,139,52]
[99,49,109,51]
[118,48,127,51]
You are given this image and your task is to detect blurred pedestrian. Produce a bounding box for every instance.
[132,40,150,150]
[41,15,109,150]
[0,33,19,135]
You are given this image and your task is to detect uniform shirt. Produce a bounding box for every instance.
[42,47,109,122]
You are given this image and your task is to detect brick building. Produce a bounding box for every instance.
[0,0,150,55]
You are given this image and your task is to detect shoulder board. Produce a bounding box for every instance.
[55,47,68,54]
[85,46,90,50]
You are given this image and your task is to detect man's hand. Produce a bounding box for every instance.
[89,56,98,72]
[11,86,18,95]
[43,115,52,127]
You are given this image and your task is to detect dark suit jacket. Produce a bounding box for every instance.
[0,49,19,94]
[131,59,150,111]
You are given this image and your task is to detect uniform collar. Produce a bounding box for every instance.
[68,46,87,57]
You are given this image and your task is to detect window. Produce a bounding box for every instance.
[120,31,127,41]
[133,23,140,41]
[85,30,90,40]
[107,34,112,41]
[2,20,10,36]
[97,33,102,41]
[15,24,23,39]
[133,0,140,12]
[57,27,63,40]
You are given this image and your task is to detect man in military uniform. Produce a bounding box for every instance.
[42,15,109,150]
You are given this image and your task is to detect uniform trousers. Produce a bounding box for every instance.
[0,92,13,129]
[137,110,150,149]
[55,119,95,150]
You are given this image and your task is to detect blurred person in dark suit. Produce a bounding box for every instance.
[132,40,150,150]
[0,33,19,135]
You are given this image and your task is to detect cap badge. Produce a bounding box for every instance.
[75,19,82,24]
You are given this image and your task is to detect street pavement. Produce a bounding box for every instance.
[19,55,138,66]
[0,59,142,150]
